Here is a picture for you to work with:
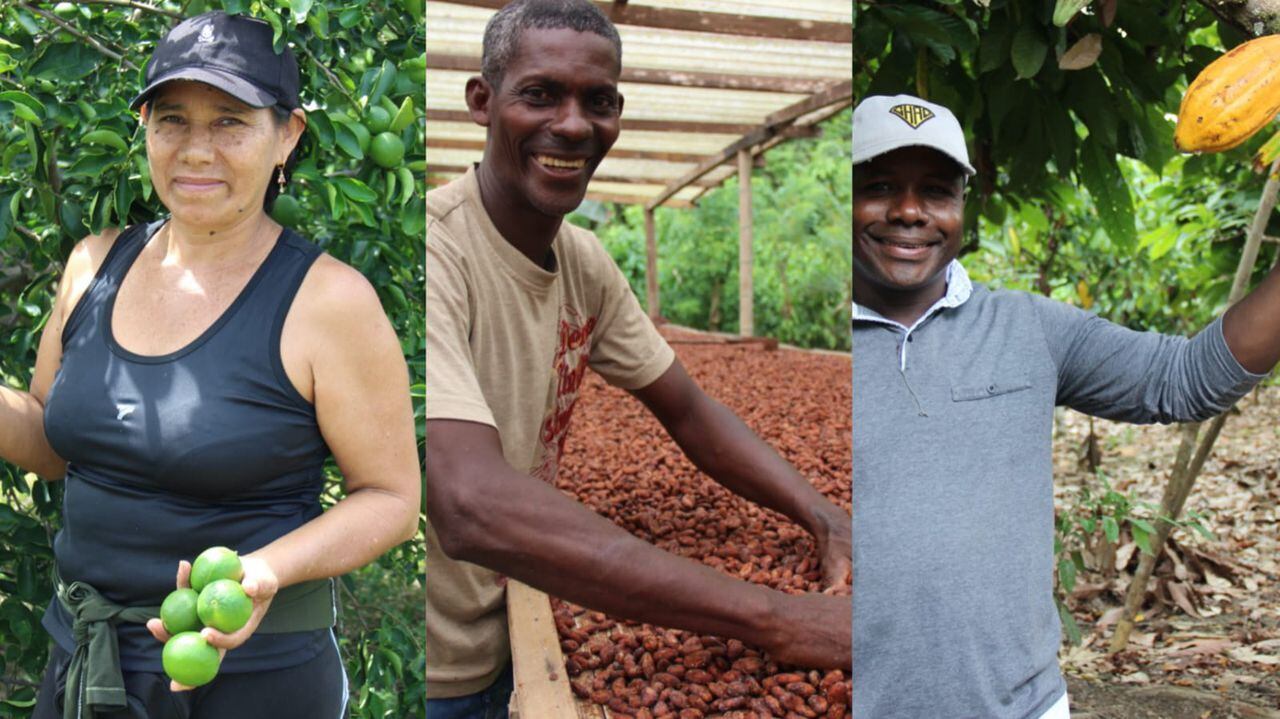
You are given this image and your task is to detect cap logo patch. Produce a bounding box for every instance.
[198,24,215,43]
[890,104,934,129]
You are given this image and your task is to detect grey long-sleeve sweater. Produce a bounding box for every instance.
[852,275,1263,719]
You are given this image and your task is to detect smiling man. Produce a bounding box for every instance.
[852,94,1280,719]
[424,0,852,715]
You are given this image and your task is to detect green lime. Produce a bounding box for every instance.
[370,133,405,169]
[270,194,303,226]
[160,588,201,635]
[350,121,371,154]
[366,106,392,135]
[197,579,253,634]
[162,632,220,687]
[189,546,243,592]
[53,3,77,19]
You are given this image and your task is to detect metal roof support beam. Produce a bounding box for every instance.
[427,53,833,93]
[443,0,852,43]
[646,80,852,210]
[424,164,719,189]
[738,148,754,338]
[426,109,757,135]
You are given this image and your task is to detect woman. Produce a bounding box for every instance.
[0,12,420,718]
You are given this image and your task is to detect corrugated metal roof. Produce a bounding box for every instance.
[427,0,851,207]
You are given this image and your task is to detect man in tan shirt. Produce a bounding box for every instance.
[425,1,852,713]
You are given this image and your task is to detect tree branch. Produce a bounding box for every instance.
[295,41,359,110]
[1194,0,1280,37]
[18,2,139,71]
[63,0,183,19]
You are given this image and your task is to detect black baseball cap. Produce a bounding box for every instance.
[130,12,300,112]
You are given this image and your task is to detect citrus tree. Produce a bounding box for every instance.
[0,1,425,716]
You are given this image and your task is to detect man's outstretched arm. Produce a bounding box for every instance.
[630,360,851,591]
[426,418,850,669]
[1223,261,1280,374]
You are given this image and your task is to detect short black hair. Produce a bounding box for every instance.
[481,0,622,89]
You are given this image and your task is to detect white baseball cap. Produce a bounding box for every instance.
[852,94,976,176]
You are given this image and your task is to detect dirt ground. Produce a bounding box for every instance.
[1054,386,1280,717]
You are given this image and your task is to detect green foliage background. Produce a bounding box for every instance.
[579,109,853,352]
[856,0,1280,335]
[0,1,426,716]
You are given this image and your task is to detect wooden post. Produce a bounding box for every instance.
[738,148,754,337]
[644,207,660,319]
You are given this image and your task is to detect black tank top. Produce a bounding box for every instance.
[41,221,333,672]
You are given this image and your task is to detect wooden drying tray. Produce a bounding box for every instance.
[508,581,619,719]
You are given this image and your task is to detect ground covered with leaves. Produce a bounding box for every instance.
[1053,388,1280,717]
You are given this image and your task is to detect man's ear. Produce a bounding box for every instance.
[465,76,493,127]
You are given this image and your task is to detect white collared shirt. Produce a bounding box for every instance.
[852,260,973,370]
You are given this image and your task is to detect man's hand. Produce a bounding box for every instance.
[813,508,852,593]
[765,593,851,669]
[146,555,279,691]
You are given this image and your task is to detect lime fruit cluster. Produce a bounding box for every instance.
[159,546,253,687]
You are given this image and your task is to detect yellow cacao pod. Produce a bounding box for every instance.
[1174,34,1280,153]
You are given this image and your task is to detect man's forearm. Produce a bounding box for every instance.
[0,385,65,479]
[663,392,847,540]
[1223,259,1280,374]
[427,422,849,668]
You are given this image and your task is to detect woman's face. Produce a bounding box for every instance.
[142,80,303,230]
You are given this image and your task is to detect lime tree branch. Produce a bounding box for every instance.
[295,41,360,110]
[18,2,139,71]
[65,0,184,20]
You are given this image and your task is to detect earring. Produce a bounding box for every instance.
[276,164,287,190]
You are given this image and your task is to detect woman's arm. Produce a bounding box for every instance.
[0,231,119,480]
[254,254,421,586]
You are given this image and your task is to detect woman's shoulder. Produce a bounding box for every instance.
[66,228,124,280]
[59,228,126,312]
[293,252,387,328]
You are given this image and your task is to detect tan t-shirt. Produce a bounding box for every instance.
[425,168,675,697]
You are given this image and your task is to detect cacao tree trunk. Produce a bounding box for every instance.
[1195,0,1280,37]
[1108,159,1280,653]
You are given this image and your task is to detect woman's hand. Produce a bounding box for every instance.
[145,555,280,691]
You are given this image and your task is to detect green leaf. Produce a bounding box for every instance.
[1103,516,1119,544]
[1052,0,1091,27]
[10,103,40,125]
[1010,24,1048,80]
[1058,598,1082,645]
[398,167,415,206]
[1079,140,1135,245]
[334,124,363,160]
[0,91,45,116]
[338,7,362,28]
[389,96,415,133]
[29,43,98,81]
[1057,557,1076,592]
[82,129,129,153]
[0,192,13,242]
[1132,524,1153,556]
[400,197,425,236]
[977,14,1012,74]
[369,60,397,106]
[289,0,314,24]
[335,177,377,203]
[115,173,134,226]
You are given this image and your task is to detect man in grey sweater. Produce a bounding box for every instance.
[852,94,1278,718]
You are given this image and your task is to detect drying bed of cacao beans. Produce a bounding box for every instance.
[551,329,851,719]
